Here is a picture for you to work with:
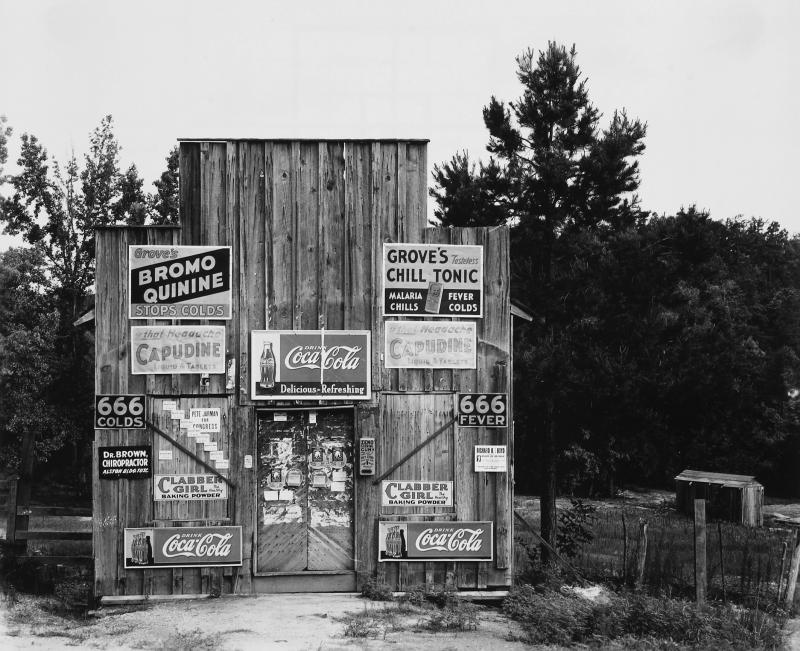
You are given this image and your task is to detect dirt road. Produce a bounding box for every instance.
[1,593,530,651]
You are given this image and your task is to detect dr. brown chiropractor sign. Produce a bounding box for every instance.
[124,526,242,569]
[129,245,232,319]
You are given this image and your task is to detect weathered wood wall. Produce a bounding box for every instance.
[93,139,513,597]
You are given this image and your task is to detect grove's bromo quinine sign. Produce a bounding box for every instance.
[129,246,231,319]
[383,243,483,317]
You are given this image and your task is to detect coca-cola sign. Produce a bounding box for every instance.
[251,330,371,401]
[124,526,242,568]
[378,521,493,562]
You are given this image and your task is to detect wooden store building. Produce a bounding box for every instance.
[93,138,513,600]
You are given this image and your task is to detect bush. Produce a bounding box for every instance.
[503,585,786,649]
[360,577,394,601]
[54,577,90,614]
[556,498,597,558]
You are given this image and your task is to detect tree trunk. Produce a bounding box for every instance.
[540,399,558,564]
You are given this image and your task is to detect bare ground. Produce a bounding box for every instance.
[1,593,531,651]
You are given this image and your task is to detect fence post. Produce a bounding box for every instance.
[778,540,789,606]
[622,511,628,584]
[635,520,648,589]
[784,528,800,608]
[694,498,707,607]
[717,521,726,602]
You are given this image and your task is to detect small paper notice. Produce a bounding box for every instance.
[244,454,253,469]
[158,449,172,461]
[203,441,218,452]
[215,459,229,469]
[330,481,346,492]
[162,401,177,411]
[171,410,185,420]
[273,412,287,422]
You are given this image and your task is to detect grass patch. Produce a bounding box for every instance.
[346,583,481,638]
[503,584,787,649]
[155,628,222,651]
[342,604,401,639]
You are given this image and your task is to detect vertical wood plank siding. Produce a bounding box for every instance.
[94,140,513,596]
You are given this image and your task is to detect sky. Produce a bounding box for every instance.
[1,0,799,251]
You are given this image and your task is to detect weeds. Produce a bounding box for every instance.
[155,628,222,651]
[360,576,394,601]
[347,583,481,639]
[503,584,787,649]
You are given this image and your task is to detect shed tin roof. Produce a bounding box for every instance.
[675,469,762,488]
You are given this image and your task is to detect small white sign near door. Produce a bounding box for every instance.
[474,445,507,472]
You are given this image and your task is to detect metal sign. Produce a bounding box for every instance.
[95,395,145,429]
[131,326,226,375]
[381,481,453,507]
[99,446,152,479]
[384,321,476,369]
[382,243,483,317]
[154,475,228,501]
[378,521,492,561]
[124,526,242,568]
[250,330,371,401]
[128,245,232,319]
[474,445,507,472]
[457,393,508,427]
[359,438,376,475]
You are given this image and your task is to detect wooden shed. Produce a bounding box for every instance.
[675,469,763,527]
[93,139,513,600]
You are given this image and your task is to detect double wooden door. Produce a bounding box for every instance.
[255,408,354,573]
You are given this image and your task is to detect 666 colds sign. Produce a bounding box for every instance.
[457,393,507,427]
[95,395,145,429]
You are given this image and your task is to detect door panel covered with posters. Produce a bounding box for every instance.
[256,408,355,573]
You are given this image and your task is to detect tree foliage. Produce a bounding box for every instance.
[431,42,800,559]
[0,115,178,487]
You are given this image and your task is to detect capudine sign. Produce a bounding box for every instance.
[384,321,476,369]
[251,330,371,400]
[129,245,232,319]
[131,326,226,374]
[383,243,483,317]
[124,526,242,568]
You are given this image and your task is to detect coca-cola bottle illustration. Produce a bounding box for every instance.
[398,528,407,558]
[259,342,276,389]
[145,535,154,565]
[386,527,401,558]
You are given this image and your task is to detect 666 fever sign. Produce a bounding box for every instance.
[458,393,508,427]
[124,526,242,569]
[379,521,492,561]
